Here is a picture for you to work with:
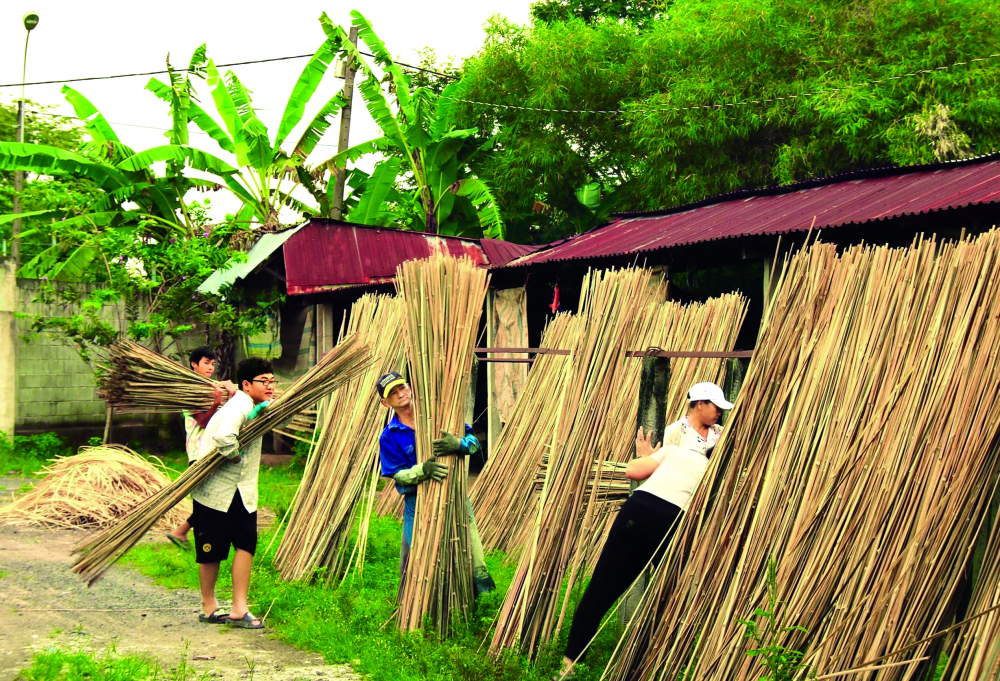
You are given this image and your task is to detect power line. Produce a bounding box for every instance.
[0,50,454,90]
[444,52,1000,116]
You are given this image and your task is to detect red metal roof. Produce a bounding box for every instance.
[283,220,490,295]
[478,238,540,267]
[503,157,1000,268]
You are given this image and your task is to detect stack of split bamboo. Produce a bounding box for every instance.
[395,254,489,636]
[470,313,582,557]
[0,445,190,531]
[98,340,218,413]
[490,267,661,655]
[275,294,405,583]
[604,233,1000,680]
[71,335,372,585]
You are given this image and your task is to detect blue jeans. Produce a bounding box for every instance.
[400,493,417,575]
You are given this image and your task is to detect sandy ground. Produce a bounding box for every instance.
[0,481,359,680]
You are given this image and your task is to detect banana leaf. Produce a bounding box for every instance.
[292,93,347,160]
[275,36,340,151]
[348,157,401,226]
[0,142,132,191]
[223,71,273,170]
[455,178,505,239]
[61,86,127,151]
[117,145,238,176]
[207,60,250,167]
[350,10,411,111]
[148,78,237,155]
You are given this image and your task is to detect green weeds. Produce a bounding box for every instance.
[0,431,72,476]
[17,645,206,680]
[120,452,620,681]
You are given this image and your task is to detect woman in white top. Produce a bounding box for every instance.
[560,382,733,673]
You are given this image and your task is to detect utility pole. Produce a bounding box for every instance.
[4,12,40,442]
[330,26,359,220]
[13,13,40,265]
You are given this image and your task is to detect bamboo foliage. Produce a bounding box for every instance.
[395,254,489,635]
[275,294,405,583]
[71,334,373,585]
[603,233,1000,680]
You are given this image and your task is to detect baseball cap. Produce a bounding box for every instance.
[688,382,734,410]
[376,371,407,399]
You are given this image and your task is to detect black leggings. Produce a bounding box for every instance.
[564,490,681,661]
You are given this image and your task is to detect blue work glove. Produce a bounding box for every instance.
[247,400,270,421]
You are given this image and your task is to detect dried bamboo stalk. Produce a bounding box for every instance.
[470,313,582,558]
[395,254,489,635]
[70,335,373,585]
[275,294,405,583]
[603,232,1000,680]
[97,340,220,413]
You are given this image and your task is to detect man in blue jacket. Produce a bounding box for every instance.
[376,371,495,598]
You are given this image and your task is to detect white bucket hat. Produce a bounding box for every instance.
[688,382,734,410]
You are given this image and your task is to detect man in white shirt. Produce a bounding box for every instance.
[559,381,734,674]
[190,357,274,629]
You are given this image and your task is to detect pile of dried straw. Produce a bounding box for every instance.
[0,445,190,531]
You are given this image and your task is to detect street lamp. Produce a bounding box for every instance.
[12,11,40,267]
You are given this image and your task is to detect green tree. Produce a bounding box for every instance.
[457,0,1000,240]
[0,99,103,264]
[530,0,668,28]
[321,11,505,239]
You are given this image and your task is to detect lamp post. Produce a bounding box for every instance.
[12,11,40,268]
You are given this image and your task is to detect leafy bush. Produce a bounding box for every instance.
[0,431,72,476]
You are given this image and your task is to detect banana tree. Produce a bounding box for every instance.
[314,11,505,239]
[139,37,348,229]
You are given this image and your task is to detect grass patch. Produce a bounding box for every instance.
[123,452,620,681]
[0,432,73,476]
[17,645,206,680]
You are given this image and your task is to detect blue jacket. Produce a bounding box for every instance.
[378,414,479,495]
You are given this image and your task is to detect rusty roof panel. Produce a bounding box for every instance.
[478,238,540,267]
[503,158,1000,268]
[283,220,490,295]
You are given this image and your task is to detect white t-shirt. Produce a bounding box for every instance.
[634,417,722,510]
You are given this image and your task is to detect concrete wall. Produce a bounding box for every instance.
[0,260,15,439]
[15,279,114,434]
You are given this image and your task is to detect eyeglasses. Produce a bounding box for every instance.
[251,378,280,388]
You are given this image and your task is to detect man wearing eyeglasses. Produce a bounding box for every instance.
[190,357,275,630]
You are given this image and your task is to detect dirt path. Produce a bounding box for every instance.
[0,524,358,680]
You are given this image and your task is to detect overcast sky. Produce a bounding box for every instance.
[0,0,532,220]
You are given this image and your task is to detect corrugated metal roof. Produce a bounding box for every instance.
[478,238,540,267]
[503,156,1000,269]
[197,224,304,295]
[283,220,490,295]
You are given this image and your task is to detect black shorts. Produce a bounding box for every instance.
[191,490,258,564]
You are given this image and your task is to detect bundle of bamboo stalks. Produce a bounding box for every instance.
[942,509,1000,679]
[275,294,405,583]
[98,340,219,413]
[604,233,1000,680]
[395,254,489,636]
[70,335,372,585]
[375,483,404,519]
[0,445,190,530]
[473,293,746,571]
[491,267,660,654]
[470,313,582,557]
